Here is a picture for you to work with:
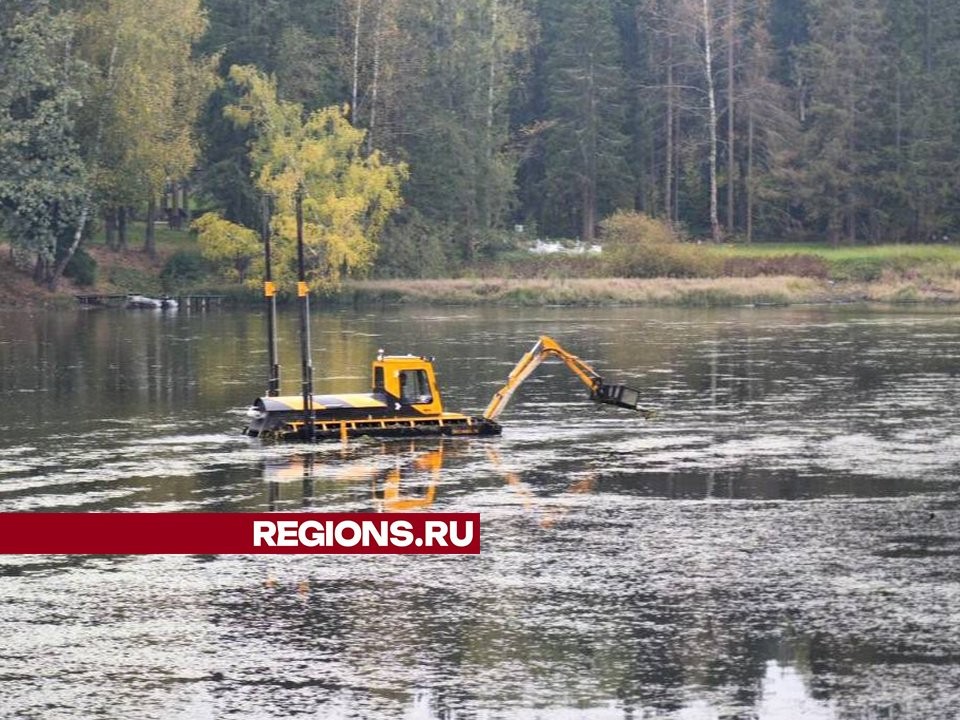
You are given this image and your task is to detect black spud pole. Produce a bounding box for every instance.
[262,195,280,397]
[295,186,316,441]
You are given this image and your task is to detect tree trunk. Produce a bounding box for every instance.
[183,180,192,225]
[585,50,598,244]
[105,209,117,250]
[673,111,680,222]
[118,206,128,249]
[35,255,48,284]
[581,181,596,243]
[845,7,856,245]
[746,108,754,244]
[894,69,902,162]
[665,35,674,222]
[480,0,499,230]
[487,0,498,135]
[367,0,383,152]
[145,196,157,257]
[48,207,88,290]
[847,194,856,244]
[702,0,721,242]
[351,0,363,123]
[726,0,735,235]
[170,182,181,229]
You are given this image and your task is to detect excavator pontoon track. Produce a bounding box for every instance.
[248,413,501,442]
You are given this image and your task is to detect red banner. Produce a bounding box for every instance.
[0,513,480,555]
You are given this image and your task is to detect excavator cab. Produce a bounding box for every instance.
[372,354,444,415]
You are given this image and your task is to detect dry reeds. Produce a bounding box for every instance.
[342,276,826,306]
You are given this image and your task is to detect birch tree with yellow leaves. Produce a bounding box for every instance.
[194,65,406,290]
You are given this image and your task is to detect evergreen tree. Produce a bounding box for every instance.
[382,0,533,260]
[537,0,631,241]
[739,0,798,242]
[885,0,960,240]
[789,0,894,243]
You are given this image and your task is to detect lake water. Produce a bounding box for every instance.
[0,304,959,719]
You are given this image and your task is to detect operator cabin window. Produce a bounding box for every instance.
[399,369,433,404]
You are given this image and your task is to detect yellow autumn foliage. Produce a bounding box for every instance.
[225,65,407,290]
[192,212,261,283]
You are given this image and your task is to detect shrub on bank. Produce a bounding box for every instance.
[374,211,458,278]
[64,247,97,287]
[161,250,211,291]
[600,211,719,278]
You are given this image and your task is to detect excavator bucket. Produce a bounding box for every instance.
[592,383,653,416]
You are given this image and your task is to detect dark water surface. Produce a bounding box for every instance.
[1,304,959,719]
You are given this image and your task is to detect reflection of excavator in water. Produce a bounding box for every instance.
[263,440,595,523]
[374,445,442,512]
[244,336,653,441]
[263,441,444,512]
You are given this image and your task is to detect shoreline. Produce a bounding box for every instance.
[5,274,960,310]
[334,276,960,308]
[5,236,960,309]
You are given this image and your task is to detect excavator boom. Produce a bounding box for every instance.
[482,336,652,421]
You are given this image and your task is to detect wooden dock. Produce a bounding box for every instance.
[179,295,225,310]
[75,294,128,307]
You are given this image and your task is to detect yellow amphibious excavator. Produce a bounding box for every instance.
[244,336,651,441]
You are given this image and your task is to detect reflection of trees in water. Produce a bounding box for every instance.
[0,310,385,430]
[670,313,948,412]
[248,438,950,718]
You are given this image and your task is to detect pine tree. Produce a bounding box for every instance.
[790,0,894,244]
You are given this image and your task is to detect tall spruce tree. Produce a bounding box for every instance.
[885,0,960,240]
[790,0,893,243]
[739,0,797,242]
[537,0,631,242]
[383,0,532,260]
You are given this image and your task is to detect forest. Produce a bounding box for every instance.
[2,0,960,290]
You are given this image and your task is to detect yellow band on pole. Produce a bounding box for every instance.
[264,281,276,298]
[297,281,309,297]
